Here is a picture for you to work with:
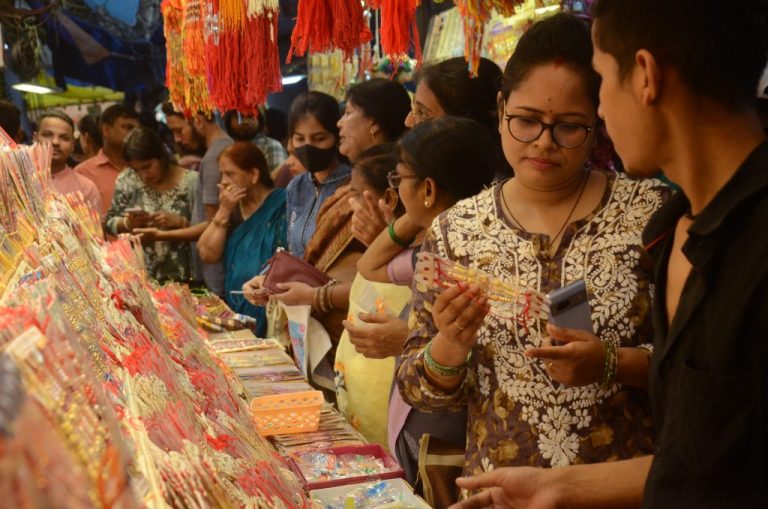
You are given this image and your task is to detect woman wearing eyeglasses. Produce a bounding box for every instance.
[354,116,495,486]
[396,13,669,492]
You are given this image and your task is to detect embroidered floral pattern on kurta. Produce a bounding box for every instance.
[398,172,668,477]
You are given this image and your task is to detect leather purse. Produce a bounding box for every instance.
[262,249,331,294]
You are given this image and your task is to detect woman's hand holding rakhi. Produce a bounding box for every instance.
[430,283,490,366]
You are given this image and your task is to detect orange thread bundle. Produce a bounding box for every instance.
[181,0,214,115]
[207,0,282,114]
[288,0,334,62]
[331,0,373,61]
[161,0,185,108]
[378,0,421,67]
[456,0,523,76]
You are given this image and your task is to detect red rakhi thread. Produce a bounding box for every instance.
[206,433,235,451]
[287,0,334,62]
[330,0,373,60]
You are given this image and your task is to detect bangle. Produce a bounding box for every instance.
[388,221,415,248]
[601,340,618,389]
[423,340,470,378]
[211,216,229,228]
[316,280,339,313]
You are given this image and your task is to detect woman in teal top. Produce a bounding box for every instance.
[198,142,287,336]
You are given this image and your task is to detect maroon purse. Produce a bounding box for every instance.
[262,249,331,294]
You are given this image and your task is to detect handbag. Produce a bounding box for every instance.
[262,249,331,294]
[417,434,465,509]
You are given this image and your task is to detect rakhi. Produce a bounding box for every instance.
[415,252,550,324]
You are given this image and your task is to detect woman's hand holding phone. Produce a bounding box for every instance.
[525,324,607,387]
[124,208,151,230]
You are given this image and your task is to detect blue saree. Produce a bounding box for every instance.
[224,188,288,337]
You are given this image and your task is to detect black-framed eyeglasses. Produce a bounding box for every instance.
[503,114,595,149]
[387,170,422,189]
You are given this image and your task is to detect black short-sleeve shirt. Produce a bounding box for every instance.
[642,141,768,508]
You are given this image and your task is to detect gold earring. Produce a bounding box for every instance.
[424,200,430,207]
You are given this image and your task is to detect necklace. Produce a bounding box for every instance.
[500,171,590,255]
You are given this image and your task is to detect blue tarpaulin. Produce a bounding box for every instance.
[83,0,142,27]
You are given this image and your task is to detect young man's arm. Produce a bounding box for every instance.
[451,456,652,509]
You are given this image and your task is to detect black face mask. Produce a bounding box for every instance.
[293,144,336,173]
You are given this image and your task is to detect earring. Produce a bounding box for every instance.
[424,200,430,208]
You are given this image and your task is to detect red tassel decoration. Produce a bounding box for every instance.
[330,0,373,61]
[378,0,421,66]
[287,0,334,62]
[207,0,282,114]
[243,12,283,112]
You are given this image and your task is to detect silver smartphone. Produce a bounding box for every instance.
[547,279,594,334]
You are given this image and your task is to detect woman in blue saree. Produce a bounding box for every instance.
[198,141,287,336]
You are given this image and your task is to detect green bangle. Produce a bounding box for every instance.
[388,221,414,248]
[423,340,470,377]
[601,340,618,389]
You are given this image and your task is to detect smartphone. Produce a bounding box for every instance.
[547,279,594,334]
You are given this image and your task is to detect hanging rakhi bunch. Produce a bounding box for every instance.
[455,0,523,76]
[180,0,215,115]
[366,0,421,68]
[289,0,372,62]
[161,0,186,111]
[205,0,283,115]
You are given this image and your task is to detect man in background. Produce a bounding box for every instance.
[0,100,24,144]
[36,110,102,215]
[139,104,232,296]
[75,104,139,219]
[223,108,287,171]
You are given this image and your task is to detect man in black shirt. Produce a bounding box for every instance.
[450,1,768,508]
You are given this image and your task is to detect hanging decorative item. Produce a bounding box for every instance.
[331,0,373,60]
[289,0,372,63]
[161,0,186,112]
[160,0,214,116]
[363,0,421,69]
[287,0,334,62]
[206,0,283,115]
[454,0,523,75]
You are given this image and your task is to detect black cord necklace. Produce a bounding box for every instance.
[500,171,590,254]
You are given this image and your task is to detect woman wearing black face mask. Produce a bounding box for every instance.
[243,92,355,371]
[281,91,349,259]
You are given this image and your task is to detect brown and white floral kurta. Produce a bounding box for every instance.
[398,172,668,477]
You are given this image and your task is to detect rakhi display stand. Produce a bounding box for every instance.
[0,141,310,508]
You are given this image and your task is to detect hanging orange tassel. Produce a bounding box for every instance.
[182,0,207,76]
[243,11,283,112]
[287,0,334,62]
[330,0,373,61]
[180,0,214,115]
[378,0,421,66]
[161,0,185,108]
[207,0,282,114]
